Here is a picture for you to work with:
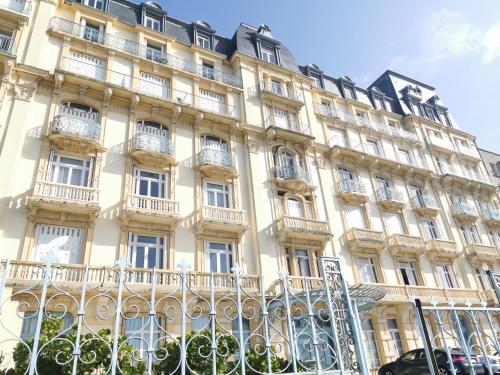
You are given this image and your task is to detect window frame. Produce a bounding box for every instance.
[47,152,93,187]
[205,241,235,273]
[356,256,380,284]
[144,14,161,31]
[128,232,168,269]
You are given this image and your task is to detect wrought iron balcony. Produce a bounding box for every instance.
[425,239,460,261]
[129,133,175,168]
[388,234,426,257]
[481,208,500,227]
[346,228,385,253]
[451,202,478,223]
[198,148,236,179]
[337,179,368,204]
[29,180,100,215]
[464,244,499,264]
[276,215,331,244]
[49,17,243,88]
[0,0,31,14]
[410,195,440,218]
[0,35,14,55]
[48,112,102,153]
[124,194,180,225]
[312,102,338,119]
[273,165,311,191]
[376,187,405,210]
[198,205,248,235]
[257,80,304,106]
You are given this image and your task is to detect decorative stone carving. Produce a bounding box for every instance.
[79,85,88,100]
[14,84,36,101]
[130,94,140,113]
[172,105,181,122]
[103,87,113,107]
[53,73,64,94]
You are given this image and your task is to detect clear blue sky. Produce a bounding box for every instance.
[161,1,500,152]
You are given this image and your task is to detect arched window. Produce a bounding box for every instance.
[201,135,228,151]
[287,196,304,218]
[136,120,169,140]
[60,102,100,123]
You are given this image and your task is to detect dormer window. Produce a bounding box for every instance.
[344,87,355,100]
[144,15,161,31]
[196,34,211,49]
[437,111,451,127]
[311,75,322,89]
[374,98,384,110]
[261,45,277,64]
[410,102,422,116]
[83,0,105,11]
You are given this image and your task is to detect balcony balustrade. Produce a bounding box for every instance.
[129,132,175,168]
[428,134,455,154]
[276,215,331,244]
[29,180,100,215]
[451,202,478,224]
[0,0,31,14]
[49,17,243,88]
[257,80,304,107]
[387,234,426,257]
[410,195,440,218]
[198,205,248,235]
[48,108,102,153]
[197,147,236,179]
[425,239,460,261]
[481,208,500,227]
[376,187,406,211]
[123,194,180,225]
[59,57,238,122]
[464,244,499,265]
[345,228,385,253]
[273,165,311,191]
[264,116,313,144]
[337,179,368,204]
[0,34,14,55]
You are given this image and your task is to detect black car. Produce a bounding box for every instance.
[378,348,485,375]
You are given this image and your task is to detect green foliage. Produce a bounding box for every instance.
[245,347,288,375]
[8,317,144,375]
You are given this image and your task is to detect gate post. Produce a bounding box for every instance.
[486,271,500,306]
[319,257,370,375]
[413,299,438,375]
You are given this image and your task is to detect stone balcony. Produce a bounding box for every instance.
[28,180,100,216]
[387,234,426,258]
[276,216,331,245]
[48,113,103,154]
[427,134,455,155]
[451,202,479,224]
[197,205,248,236]
[129,133,175,169]
[481,208,500,228]
[376,187,406,211]
[273,165,312,192]
[464,244,499,265]
[346,228,385,253]
[122,194,180,225]
[197,148,237,179]
[264,117,314,145]
[425,239,460,261]
[410,195,440,218]
[456,144,481,162]
[337,180,369,204]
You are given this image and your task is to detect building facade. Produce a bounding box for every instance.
[479,148,500,188]
[0,0,499,371]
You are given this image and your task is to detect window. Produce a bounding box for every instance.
[362,319,380,368]
[48,153,92,187]
[192,315,210,331]
[270,80,284,96]
[387,319,404,357]
[68,51,105,80]
[295,250,312,277]
[82,22,102,43]
[475,268,489,290]
[274,108,290,129]
[436,265,456,288]
[345,205,367,229]
[321,100,334,117]
[144,15,160,31]
[199,90,225,115]
[146,43,163,62]
[287,197,304,218]
[205,182,231,208]
[201,135,228,151]
[365,139,380,156]
[399,262,419,286]
[311,75,322,89]
[344,87,355,100]
[438,111,451,127]
[411,102,421,116]
[460,224,481,245]
[21,312,74,341]
[260,45,277,64]
[398,148,413,165]
[453,316,472,346]
[421,219,440,239]
[83,0,104,11]
[424,107,435,121]
[329,128,347,147]
[202,61,215,80]
[356,111,368,126]
[124,316,164,358]
[135,120,169,147]
[196,34,210,49]
[128,233,166,269]
[133,169,166,198]
[33,224,84,264]
[232,318,250,350]
[374,98,383,110]
[490,230,500,248]
[385,212,404,235]
[357,257,378,283]
[140,72,169,99]
[207,242,233,273]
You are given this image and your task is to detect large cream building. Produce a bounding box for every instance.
[0,0,500,370]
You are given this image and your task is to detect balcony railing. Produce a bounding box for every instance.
[376,187,404,202]
[0,0,31,14]
[0,35,14,55]
[338,179,366,194]
[451,202,477,217]
[201,205,248,226]
[127,194,179,216]
[264,117,312,136]
[50,114,101,141]
[410,195,438,210]
[312,102,337,118]
[60,57,238,119]
[131,133,174,155]
[277,216,331,235]
[198,148,234,168]
[481,208,500,222]
[33,181,99,205]
[274,165,311,182]
[428,134,454,151]
[259,80,303,103]
[49,17,243,88]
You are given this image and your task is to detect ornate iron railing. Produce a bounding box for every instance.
[274,165,311,182]
[338,179,366,194]
[410,195,438,209]
[130,133,174,155]
[198,148,234,168]
[50,114,101,141]
[264,117,312,136]
[451,202,477,217]
[0,257,371,375]
[0,35,14,55]
[376,187,404,202]
[49,17,243,88]
[258,80,303,102]
[482,208,500,221]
